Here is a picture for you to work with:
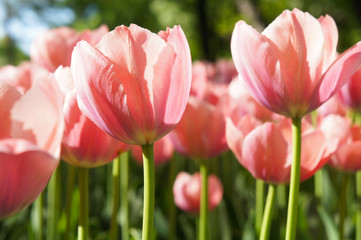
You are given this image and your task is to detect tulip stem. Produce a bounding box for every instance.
[78,167,89,240]
[47,166,61,240]
[357,171,361,240]
[285,117,302,240]
[199,160,208,240]
[65,165,77,240]
[260,184,276,240]
[255,179,265,237]
[141,143,155,240]
[110,153,121,240]
[120,151,130,240]
[339,173,350,240]
[32,192,43,240]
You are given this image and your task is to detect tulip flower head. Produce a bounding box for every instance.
[173,172,223,213]
[72,24,192,145]
[226,116,335,184]
[320,114,361,172]
[231,8,361,118]
[0,72,64,219]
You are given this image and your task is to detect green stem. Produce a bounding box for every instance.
[357,171,361,240]
[199,160,208,240]
[47,165,61,240]
[168,154,177,240]
[32,192,43,240]
[78,167,89,240]
[255,179,265,237]
[339,174,350,240]
[110,154,121,240]
[277,185,286,210]
[120,151,130,240]
[141,143,155,240]
[65,165,77,240]
[260,184,276,240]
[314,169,323,202]
[285,117,302,240]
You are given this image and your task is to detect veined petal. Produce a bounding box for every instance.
[315,42,361,109]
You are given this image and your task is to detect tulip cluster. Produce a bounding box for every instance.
[3,7,361,240]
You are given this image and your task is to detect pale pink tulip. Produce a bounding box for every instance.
[173,172,223,213]
[131,134,174,166]
[72,24,192,145]
[231,8,361,118]
[320,114,361,172]
[0,73,64,219]
[340,66,361,111]
[226,116,334,184]
[30,25,108,72]
[55,67,129,168]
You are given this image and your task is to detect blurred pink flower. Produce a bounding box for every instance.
[0,72,64,219]
[30,25,108,72]
[231,8,361,118]
[72,24,192,145]
[226,116,335,184]
[320,114,361,172]
[173,172,223,213]
[131,134,174,166]
[340,66,361,111]
[55,67,129,168]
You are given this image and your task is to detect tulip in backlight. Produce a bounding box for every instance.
[231,8,361,118]
[0,72,64,219]
[71,24,192,145]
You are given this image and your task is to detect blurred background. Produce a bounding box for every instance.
[1,0,361,65]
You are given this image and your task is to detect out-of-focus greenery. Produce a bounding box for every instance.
[2,0,361,63]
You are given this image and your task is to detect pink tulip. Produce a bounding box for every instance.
[55,67,129,168]
[0,62,48,94]
[340,66,361,111]
[173,172,223,213]
[30,25,108,72]
[231,8,361,118]
[317,94,347,117]
[226,116,335,184]
[170,95,229,159]
[0,72,64,219]
[131,134,174,166]
[71,24,192,145]
[320,114,361,172]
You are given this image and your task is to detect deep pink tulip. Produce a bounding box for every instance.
[30,25,108,72]
[71,24,192,145]
[320,114,361,172]
[226,116,335,184]
[55,67,129,168]
[340,66,361,111]
[0,73,64,219]
[231,8,361,118]
[173,172,223,213]
[131,134,174,166]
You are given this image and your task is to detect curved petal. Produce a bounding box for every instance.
[318,15,338,68]
[173,172,194,212]
[208,175,223,211]
[10,73,64,156]
[0,139,59,219]
[242,123,290,184]
[315,42,361,109]
[225,117,244,162]
[231,20,286,115]
[332,142,361,172]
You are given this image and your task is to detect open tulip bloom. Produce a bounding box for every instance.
[231,8,361,239]
[71,24,192,240]
[0,73,64,219]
